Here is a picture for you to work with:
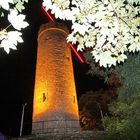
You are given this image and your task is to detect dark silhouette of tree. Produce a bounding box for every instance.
[78,87,118,130]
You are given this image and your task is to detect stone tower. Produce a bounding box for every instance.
[32,22,80,134]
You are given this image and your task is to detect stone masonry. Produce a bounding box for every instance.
[32,22,80,134]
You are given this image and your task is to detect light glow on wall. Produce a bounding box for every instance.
[32,23,80,133]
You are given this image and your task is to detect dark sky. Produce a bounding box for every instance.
[0,0,105,137]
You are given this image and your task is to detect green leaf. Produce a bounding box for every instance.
[0,29,8,40]
[0,12,4,17]
[22,0,28,3]
[15,1,25,12]
[13,0,19,3]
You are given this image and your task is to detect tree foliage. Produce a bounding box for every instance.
[114,53,140,99]
[79,52,140,139]
[102,53,140,140]
[1,0,140,69]
[0,0,28,53]
[43,0,140,67]
[103,93,140,140]
[78,89,117,130]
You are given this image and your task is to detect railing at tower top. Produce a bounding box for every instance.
[32,120,80,134]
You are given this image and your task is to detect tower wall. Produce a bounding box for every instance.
[32,22,80,134]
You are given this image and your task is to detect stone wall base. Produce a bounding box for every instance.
[10,131,105,140]
[32,120,80,134]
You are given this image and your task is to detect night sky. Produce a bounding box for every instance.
[0,0,105,137]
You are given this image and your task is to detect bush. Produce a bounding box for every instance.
[103,93,140,140]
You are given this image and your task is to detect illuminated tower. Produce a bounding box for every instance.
[32,22,80,134]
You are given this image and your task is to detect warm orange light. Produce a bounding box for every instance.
[32,23,80,133]
[33,85,48,116]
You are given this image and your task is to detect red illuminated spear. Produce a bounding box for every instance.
[42,6,84,63]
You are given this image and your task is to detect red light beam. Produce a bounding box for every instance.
[42,7,55,22]
[68,44,84,63]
